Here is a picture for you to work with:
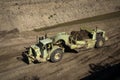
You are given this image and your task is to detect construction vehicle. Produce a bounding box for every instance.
[25,35,64,64]
[53,27,108,49]
[24,27,108,64]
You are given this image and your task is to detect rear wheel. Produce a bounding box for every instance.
[95,37,105,48]
[50,49,63,62]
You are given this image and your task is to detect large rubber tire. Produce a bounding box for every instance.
[95,37,105,48]
[50,49,63,63]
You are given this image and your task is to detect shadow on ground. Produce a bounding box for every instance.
[64,44,78,53]
[80,63,120,80]
[18,75,40,80]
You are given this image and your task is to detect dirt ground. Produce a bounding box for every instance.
[0,15,120,80]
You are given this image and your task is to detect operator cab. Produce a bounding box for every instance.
[39,38,53,50]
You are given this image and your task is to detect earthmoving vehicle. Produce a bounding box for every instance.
[25,35,64,64]
[25,27,108,64]
[53,27,108,49]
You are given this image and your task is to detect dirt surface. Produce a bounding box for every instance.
[0,0,120,31]
[0,15,120,80]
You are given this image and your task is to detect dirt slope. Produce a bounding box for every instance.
[0,0,120,31]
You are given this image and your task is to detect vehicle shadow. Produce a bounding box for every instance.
[80,63,120,80]
[64,44,78,53]
[20,47,30,64]
[18,75,40,80]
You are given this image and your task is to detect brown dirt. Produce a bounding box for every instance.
[0,16,120,80]
[71,30,91,40]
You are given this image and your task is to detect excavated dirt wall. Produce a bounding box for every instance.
[0,0,120,31]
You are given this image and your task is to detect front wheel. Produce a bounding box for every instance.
[50,49,63,62]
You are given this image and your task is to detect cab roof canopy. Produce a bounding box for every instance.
[40,38,52,45]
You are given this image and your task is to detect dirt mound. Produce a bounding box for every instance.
[71,30,91,40]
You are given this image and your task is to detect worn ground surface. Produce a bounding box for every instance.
[0,0,120,31]
[0,13,120,80]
